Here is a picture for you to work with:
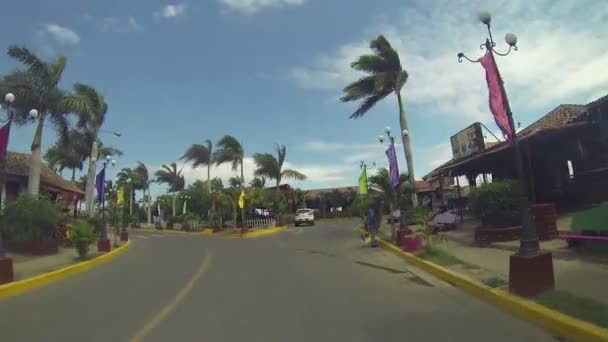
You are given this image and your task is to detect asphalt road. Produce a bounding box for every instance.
[0,219,559,341]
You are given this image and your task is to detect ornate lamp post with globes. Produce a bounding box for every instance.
[457,10,554,296]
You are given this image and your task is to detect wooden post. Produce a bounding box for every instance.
[456,176,463,223]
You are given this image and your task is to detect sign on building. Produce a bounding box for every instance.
[450,123,485,160]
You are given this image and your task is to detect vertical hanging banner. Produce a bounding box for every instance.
[358,167,368,195]
[479,51,513,141]
[386,142,400,189]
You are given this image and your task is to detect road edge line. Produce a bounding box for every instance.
[0,240,132,300]
[357,228,608,342]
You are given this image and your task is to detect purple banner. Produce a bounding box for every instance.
[96,168,105,203]
[386,142,400,189]
[479,52,513,142]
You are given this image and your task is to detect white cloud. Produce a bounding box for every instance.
[155,4,187,19]
[45,24,80,45]
[84,14,144,32]
[219,0,304,14]
[290,0,608,122]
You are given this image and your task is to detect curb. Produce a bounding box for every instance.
[241,226,288,238]
[0,240,132,301]
[130,228,207,235]
[358,228,608,342]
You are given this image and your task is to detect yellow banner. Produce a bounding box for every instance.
[117,186,125,206]
[238,190,245,209]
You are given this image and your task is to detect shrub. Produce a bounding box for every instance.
[1,194,60,242]
[408,207,432,225]
[469,179,521,228]
[70,219,96,259]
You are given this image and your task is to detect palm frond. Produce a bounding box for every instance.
[275,144,287,169]
[350,54,387,73]
[47,55,68,87]
[181,144,211,167]
[281,169,306,181]
[47,112,70,144]
[348,92,391,119]
[7,46,48,81]
[213,135,243,171]
[340,76,376,102]
[252,153,279,179]
[370,35,401,70]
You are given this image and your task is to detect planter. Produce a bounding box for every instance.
[120,230,129,241]
[5,240,59,255]
[97,238,111,252]
[240,226,249,234]
[0,257,14,284]
[396,229,412,246]
[402,235,423,252]
[475,226,521,243]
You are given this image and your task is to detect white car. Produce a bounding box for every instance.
[294,209,315,226]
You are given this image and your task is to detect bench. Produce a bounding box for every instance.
[557,231,608,247]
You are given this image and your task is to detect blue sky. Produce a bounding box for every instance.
[1,0,607,196]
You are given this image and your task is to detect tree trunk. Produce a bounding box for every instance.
[207,164,211,192]
[397,92,419,208]
[172,193,176,217]
[71,168,76,182]
[240,158,245,228]
[146,187,152,226]
[86,139,98,217]
[28,115,46,196]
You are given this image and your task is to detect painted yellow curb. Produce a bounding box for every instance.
[360,228,608,342]
[0,240,132,301]
[241,226,288,238]
[130,228,212,235]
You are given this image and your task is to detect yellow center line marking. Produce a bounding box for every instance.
[129,253,213,342]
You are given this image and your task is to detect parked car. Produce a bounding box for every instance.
[294,209,315,226]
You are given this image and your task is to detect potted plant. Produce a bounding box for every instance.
[70,219,96,259]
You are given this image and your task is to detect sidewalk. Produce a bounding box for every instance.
[7,231,120,281]
[380,218,608,306]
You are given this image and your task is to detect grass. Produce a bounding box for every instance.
[536,290,608,328]
[417,249,465,267]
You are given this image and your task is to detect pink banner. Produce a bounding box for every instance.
[479,52,513,141]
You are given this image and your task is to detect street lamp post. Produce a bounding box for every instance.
[120,178,132,241]
[97,155,115,252]
[0,93,15,284]
[457,10,554,296]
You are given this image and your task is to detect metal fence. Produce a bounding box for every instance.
[245,217,276,230]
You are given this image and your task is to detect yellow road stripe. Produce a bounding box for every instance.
[129,253,213,342]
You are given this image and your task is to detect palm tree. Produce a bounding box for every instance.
[44,130,86,180]
[182,140,213,193]
[341,35,418,207]
[154,163,185,216]
[116,167,136,215]
[228,176,242,188]
[213,135,245,187]
[6,46,76,196]
[133,162,152,225]
[369,167,411,238]
[253,144,306,192]
[61,83,110,217]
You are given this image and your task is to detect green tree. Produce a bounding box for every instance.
[6,46,76,196]
[213,135,245,188]
[228,176,242,188]
[253,144,306,193]
[369,167,411,237]
[341,35,418,207]
[44,130,86,180]
[249,177,266,189]
[182,140,213,193]
[154,163,185,216]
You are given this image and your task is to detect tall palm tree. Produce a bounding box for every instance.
[62,83,109,217]
[44,130,86,180]
[341,35,418,207]
[253,144,306,192]
[133,161,152,225]
[213,135,245,187]
[6,46,76,196]
[154,163,185,216]
[182,140,212,193]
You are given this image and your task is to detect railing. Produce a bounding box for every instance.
[245,217,276,230]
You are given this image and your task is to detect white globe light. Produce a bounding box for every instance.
[111,159,116,166]
[378,135,384,143]
[402,129,409,137]
[127,178,132,183]
[505,33,518,46]
[29,109,39,119]
[384,126,391,134]
[478,10,491,25]
[5,93,15,103]
[105,155,111,161]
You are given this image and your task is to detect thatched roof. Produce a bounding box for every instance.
[6,151,84,195]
